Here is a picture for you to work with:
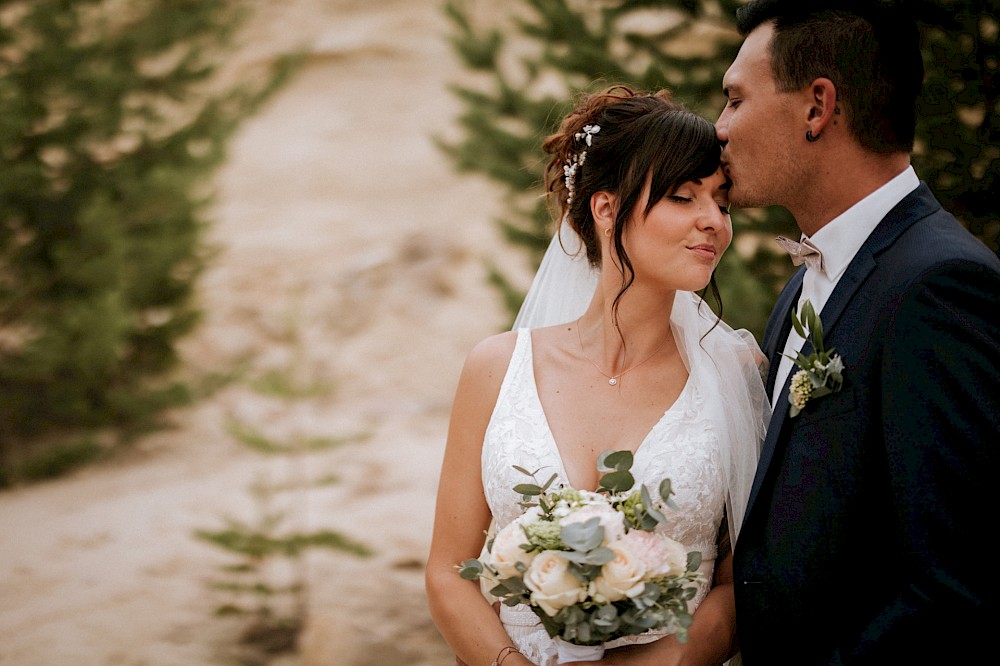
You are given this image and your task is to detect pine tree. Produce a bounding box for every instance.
[443,0,998,336]
[442,0,796,336]
[0,1,294,452]
[913,0,998,247]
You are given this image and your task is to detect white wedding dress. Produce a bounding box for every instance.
[481,328,728,665]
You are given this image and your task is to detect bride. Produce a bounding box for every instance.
[426,86,770,666]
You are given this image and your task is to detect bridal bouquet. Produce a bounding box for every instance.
[459,451,704,663]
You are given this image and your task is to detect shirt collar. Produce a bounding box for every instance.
[804,166,919,281]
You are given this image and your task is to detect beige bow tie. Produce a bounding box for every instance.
[775,236,824,272]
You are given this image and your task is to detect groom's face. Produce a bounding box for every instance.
[716,23,806,209]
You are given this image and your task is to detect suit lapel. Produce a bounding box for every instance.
[745,273,804,517]
[763,273,803,396]
[817,183,941,339]
[743,183,942,525]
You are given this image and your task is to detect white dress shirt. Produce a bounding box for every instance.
[771,166,921,406]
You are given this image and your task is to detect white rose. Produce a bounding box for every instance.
[575,489,607,505]
[524,551,586,616]
[558,502,626,545]
[489,519,536,580]
[589,539,647,603]
[618,529,688,578]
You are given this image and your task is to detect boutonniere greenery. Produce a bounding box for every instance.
[786,300,844,417]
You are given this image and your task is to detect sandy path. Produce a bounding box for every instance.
[0,1,524,664]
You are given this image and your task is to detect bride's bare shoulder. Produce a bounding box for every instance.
[463,330,519,378]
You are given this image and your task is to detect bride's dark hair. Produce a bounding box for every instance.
[542,85,724,323]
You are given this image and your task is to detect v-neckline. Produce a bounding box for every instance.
[524,329,690,492]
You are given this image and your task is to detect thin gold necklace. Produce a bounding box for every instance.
[575,318,671,387]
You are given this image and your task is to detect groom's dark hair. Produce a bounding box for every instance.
[736,0,923,154]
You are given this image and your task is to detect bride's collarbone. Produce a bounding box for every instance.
[539,369,686,462]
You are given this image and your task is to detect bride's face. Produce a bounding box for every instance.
[622,166,732,292]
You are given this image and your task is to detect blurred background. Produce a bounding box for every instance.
[0,1,995,664]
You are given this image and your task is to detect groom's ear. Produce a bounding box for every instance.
[805,77,838,136]
[591,191,617,233]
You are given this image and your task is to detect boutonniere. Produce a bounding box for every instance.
[786,300,844,417]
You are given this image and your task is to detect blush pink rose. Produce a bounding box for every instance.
[618,529,688,578]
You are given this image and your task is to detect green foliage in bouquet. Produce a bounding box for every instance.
[0,1,298,457]
[443,0,1000,339]
[459,450,704,646]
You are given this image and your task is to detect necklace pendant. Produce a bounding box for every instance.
[608,377,618,386]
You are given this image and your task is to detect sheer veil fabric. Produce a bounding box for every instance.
[512,218,770,548]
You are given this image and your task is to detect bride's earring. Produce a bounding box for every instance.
[604,228,612,237]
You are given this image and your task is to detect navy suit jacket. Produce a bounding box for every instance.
[734,184,1000,664]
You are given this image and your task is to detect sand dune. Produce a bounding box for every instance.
[0,1,524,663]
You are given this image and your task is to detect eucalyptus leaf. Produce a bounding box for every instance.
[658,478,674,503]
[633,583,659,609]
[557,605,586,626]
[640,485,666,525]
[540,472,558,492]
[629,609,661,629]
[584,546,616,566]
[595,604,619,622]
[458,558,484,580]
[571,562,604,584]
[512,465,535,477]
[512,483,542,496]
[503,576,529,594]
[598,470,635,493]
[561,517,605,552]
[558,550,591,564]
[637,511,660,531]
[601,450,634,472]
[596,449,615,472]
[687,550,702,572]
[592,610,620,634]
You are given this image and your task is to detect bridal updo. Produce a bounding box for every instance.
[542,86,722,273]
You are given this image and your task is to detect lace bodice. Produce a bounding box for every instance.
[481,329,727,664]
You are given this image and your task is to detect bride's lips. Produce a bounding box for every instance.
[688,244,717,261]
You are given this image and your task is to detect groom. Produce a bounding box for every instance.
[716,1,1000,663]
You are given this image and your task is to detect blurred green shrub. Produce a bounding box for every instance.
[0,2,297,456]
[443,0,998,337]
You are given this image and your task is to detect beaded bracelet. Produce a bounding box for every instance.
[491,645,520,666]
